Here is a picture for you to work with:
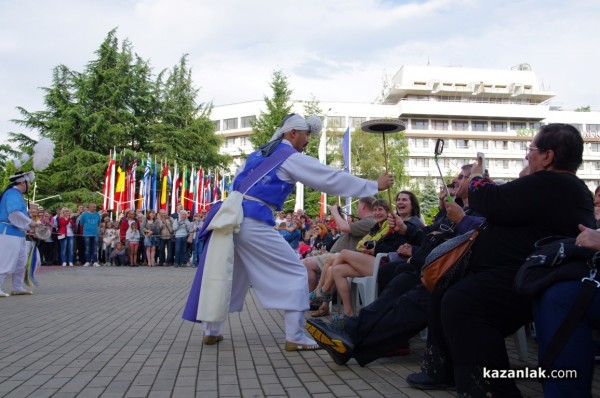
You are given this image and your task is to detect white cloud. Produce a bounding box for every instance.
[1,0,599,144]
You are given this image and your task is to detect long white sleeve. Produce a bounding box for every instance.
[8,211,32,231]
[277,152,378,198]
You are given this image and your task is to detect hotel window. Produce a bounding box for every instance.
[240,136,248,147]
[510,122,526,130]
[491,121,507,132]
[587,124,600,133]
[452,120,469,131]
[474,140,489,150]
[593,161,600,171]
[516,141,527,151]
[472,121,488,132]
[502,160,510,169]
[412,119,428,130]
[416,158,429,168]
[241,116,255,128]
[349,117,366,128]
[432,120,449,131]
[225,137,236,147]
[529,122,542,130]
[223,118,238,130]
[410,138,429,148]
[590,143,600,152]
[328,116,345,129]
[457,139,470,149]
[569,123,583,132]
[212,120,221,131]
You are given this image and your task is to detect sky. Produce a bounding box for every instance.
[1,0,598,145]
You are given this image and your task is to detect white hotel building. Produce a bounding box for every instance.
[211,65,600,191]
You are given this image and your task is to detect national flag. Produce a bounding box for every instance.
[187,166,195,212]
[151,158,158,212]
[204,172,212,204]
[114,164,126,212]
[102,151,115,211]
[171,163,179,214]
[212,171,219,202]
[129,158,138,209]
[180,166,188,208]
[342,127,350,172]
[142,156,151,211]
[109,150,116,211]
[161,162,169,210]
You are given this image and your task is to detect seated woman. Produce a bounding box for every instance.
[533,224,600,397]
[407,124,596,397]
[312,193,423,319]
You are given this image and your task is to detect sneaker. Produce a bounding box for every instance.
[406,372,454,390]
[83,262,90,267]
[62,262,67,267]
[203,335,224,345]
[0,290,9,298]
[305,318,353,365]
[93,262,100,267]
[69,262,74,267]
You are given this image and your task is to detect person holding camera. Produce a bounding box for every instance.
[309,199,401,319]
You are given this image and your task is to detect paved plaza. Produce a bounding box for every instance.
[0,266,597,397]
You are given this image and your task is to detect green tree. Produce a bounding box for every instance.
[10,29,225,209]
[575,106,591,112]
[249,70,293,149]
[149,55,227,167]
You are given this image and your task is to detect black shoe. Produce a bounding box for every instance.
[406,372,454,390]
[306,318,353,365]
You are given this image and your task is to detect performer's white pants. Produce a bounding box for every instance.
[0,237,27,291]
[205,218,310,343]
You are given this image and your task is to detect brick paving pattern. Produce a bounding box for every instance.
[1,266,598,397]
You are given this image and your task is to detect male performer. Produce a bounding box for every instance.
[183,114,394,351]
[0,170,40,297]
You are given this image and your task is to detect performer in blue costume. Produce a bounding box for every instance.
[0,170,40,297]
[183,114,394,351]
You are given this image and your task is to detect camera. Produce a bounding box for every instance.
[364,240,376,250]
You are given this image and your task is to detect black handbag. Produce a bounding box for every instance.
[514,236,600,297]
[514,236,600,369]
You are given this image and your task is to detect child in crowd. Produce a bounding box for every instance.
[103,222,118,266]
[126,222,140,266]
[109,241,128,266]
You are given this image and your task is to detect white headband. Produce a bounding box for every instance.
[269,114,323,141]
[9,171,35,184]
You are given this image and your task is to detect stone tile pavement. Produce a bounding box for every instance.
[0,266,597,397]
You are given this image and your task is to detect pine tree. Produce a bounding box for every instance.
[249,70,293,149]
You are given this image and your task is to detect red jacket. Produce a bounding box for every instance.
[57,216,76,236]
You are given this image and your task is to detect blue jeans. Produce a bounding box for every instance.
[158,238,169,264]
[192,238,204,267]
[84,236,98,263]
[174,237,188,266]
[59,236,74,263]
[533,280,600,397]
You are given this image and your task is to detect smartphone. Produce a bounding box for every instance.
[477,152,486,175]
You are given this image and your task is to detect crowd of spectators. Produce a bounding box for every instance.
[29,203,206,267]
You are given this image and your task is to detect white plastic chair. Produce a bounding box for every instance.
[348,253,388,312]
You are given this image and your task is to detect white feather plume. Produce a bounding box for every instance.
[21,153,30,162]
[32,138,55,171]
[13,158,22,169]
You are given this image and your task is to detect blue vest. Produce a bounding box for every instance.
[0,187,28,237]
[233,143,295,226]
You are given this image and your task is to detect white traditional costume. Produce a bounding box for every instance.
[183,115,381,349]
[0,171,35,297]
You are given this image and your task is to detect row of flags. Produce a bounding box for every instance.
[102,151,233,215]
[102,125,353,216]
